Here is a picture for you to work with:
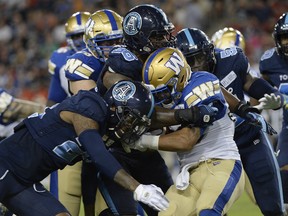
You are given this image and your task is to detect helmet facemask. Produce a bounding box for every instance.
[185,44,216,72]
[110,106,151,145]
[84,9,123,61]
[65,12,91,52]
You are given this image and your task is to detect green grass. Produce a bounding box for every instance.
[228,192,263,216]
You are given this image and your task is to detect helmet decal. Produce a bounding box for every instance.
[164,51,185,74]
[112,81,136,102]
[123,12,142,35]
[184,28,196,46]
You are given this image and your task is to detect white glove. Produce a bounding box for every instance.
[134,184,169,211]
[254,93,282,110]
[131,134,160,151]
[0,89,13,114]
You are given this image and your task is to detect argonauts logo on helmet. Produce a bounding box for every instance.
[123,12,142,35]
[112,81,136,101]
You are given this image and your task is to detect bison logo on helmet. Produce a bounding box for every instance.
[123,12,142,35]
[112,81,136,102]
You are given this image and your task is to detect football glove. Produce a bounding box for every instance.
[134,184,169,212]
[174,104,218,127]
[254,93,282,110]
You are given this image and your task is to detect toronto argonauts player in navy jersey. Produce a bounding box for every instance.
[0,80,170,216]
[176,28,286,216]
[259,12,288,210]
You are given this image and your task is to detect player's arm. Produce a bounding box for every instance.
[69,79,97,95]
[133,126,201,152]
[103,71,131,90]
[0,89,44,124]
[61,111,169,211]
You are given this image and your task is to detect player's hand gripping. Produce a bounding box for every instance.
[134,184,169,211]
[254,93,282,110]
[174,104,218,127]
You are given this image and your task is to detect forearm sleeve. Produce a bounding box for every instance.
[247,78,278,100]
[79,129,122,180]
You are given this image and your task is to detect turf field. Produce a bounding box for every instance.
[227,192,263,216]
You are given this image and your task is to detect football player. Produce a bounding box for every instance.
[259,12,288,212]
[0,80,169,216]
[96,4,220,216]
[137,46,245,216]
[63,9,123,216]
[211,27,246,51]
[46,11,91,215]
[176,27,286,216]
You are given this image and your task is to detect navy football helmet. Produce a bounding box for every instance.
[122,4,175,55]
[176,28,216,72]
[104,80,154,145]
[273,12,288,57]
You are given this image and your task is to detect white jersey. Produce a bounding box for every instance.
[177,111,240,169]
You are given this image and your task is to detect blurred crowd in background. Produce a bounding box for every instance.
[1,0,288,103]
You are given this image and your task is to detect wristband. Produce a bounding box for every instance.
[141,134,160,150]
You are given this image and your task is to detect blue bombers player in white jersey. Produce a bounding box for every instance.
[176,27,287,216]
[137,47,245,216]
[0,80,170,216]
[259,12,288,211]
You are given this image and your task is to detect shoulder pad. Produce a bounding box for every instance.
[56,90,108,124]
[106,47,143,80]
[65,51,104,81]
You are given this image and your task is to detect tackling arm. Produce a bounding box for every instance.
[61,111,169,211]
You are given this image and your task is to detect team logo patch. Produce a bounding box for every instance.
[123,12,142,35]
[112,81,136,101]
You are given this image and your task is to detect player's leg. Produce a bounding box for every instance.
[58,161,82,216]
[276,126,288,213]
[3,182,70,216]
[197,159,245,216]
[128,150,173,216]
[240,130,285,216]
[158,183,199,216]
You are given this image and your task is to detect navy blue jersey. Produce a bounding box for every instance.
[259,48,288,124]
[97,46,143,96]
[0,90,108,185]
[212,47,261,142]
[47,46,75,103]
[65,48,104,83]
[214,47,249,101]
